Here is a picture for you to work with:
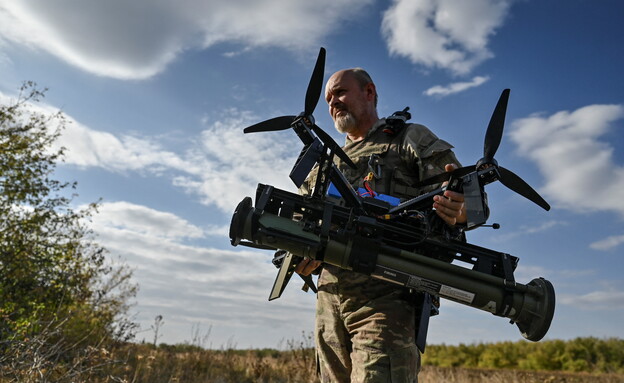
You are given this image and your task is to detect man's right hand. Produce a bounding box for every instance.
[295,257,322,276]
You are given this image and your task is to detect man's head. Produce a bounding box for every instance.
[325,68,379,139]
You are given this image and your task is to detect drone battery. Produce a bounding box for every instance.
[325,182,401,206]
[358,188,401,206]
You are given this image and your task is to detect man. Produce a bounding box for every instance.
[296,68,467,382]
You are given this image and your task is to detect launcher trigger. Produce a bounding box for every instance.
[270,251,317,301]
[269,251,296,301]
[300,274,318,293]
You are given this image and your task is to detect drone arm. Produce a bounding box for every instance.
[329,165,363,209]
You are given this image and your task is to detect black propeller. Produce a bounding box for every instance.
[243,47,356,169]
[244,48,326,133]
[498,167,549,211]
[304,47,326,116]
[482,88,509,164]
[418,89,550,211]
[244,116,296,133]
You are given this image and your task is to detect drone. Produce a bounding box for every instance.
[229,47,555,349]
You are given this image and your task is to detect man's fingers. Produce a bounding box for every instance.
[295,258,322,276]
[441,164,458,187]
[435,193,464,209]
[443,190,465,203]
[434,204,460,226]
[434,193,465,226]
[436,164,468,225]
[434,198,462,216]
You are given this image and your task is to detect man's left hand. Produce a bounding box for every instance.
[433,163,467,226]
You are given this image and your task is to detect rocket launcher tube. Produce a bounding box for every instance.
[231,195,555,342]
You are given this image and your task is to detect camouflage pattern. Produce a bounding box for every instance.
[301,119,459,199]
[316,265,420,382]
[311,119,460,382]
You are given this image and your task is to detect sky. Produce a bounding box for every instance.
[0,0,622,349]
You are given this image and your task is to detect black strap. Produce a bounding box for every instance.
[496,253,517,317]
[349,234,380,275]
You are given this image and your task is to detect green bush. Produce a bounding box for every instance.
[0,82,137,381]
[423,337,624,374]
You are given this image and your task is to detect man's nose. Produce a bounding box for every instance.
[329,96,342,109]
[327,94,336,106]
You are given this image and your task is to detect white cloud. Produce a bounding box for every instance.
[491,220,567,243]
[424,75,490,97]
[63,107,298,212]
[0,88,189,174]
[521,220,565,234]
[59,122,188,173]
[86,200,316,347]
[590,234,624,251]
[560,290,624,310]
[509,104,624,216]
[171,109,299,212]
[381,0,511,75]
[204,224,230,237]
[1,87,299,213]
[558,269,597,279]
[93,201,205,240]
[0,0,372,79]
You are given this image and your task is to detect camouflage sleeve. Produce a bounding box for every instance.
[401,123,461,191]
[298,166,318,197]
[402,124,466,244]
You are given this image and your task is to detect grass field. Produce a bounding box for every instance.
[5,342,621,383]
[3,338,624,382]
[99,344,624,383]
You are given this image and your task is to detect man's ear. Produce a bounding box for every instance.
[365,82,377,103]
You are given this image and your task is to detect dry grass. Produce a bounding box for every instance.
[86,344,624,383]
[3,339,624,383]
[88,342,318,383]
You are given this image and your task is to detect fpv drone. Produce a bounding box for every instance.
[229,48,555,349]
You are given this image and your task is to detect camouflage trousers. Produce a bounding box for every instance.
[315,265,420,383]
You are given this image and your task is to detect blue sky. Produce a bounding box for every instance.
[0,0,622,349]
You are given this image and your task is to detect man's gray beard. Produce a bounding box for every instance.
[334,112,357,134]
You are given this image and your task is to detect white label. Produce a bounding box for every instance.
[440,285,475,304]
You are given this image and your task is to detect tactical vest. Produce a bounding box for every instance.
[333,120,455,201]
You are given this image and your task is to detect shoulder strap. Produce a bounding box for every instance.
[382,107,411,135]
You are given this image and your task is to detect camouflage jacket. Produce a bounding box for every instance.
[302,118,460,200]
